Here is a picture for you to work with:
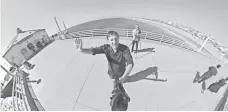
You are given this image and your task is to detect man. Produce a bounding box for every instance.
[75,31,134,83]
[75,31,133,110]
[193,64,221,93]
[131,24,141,53]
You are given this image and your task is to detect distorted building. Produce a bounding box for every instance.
[2,28,53,68]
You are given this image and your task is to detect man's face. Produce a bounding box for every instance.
[135,25,139,29]
[108,35,119,50]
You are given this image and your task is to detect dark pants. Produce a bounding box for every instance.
[131,40,139,52]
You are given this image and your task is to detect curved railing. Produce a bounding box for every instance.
[129,17,228,62]
[56,28,195,51]
[12,74,28,111]
[53,28,218,59]
[25,77,45,111]
[1,70,45,111]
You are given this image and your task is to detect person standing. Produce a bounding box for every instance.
[131,24,141,53]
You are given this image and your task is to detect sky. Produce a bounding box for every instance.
[1,0,228,52]
[1,0,228,110]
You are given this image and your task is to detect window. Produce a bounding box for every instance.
[36,41,43,49]
[21,48,28,55]
[21,48,30,59]
[27,43,36,52]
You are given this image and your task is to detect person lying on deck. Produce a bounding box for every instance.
[193,64,221,93]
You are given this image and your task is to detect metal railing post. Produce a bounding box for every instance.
[145,32,148,40]
[171,38,175,45]
[159,35,164,43]
[90,31,93,37]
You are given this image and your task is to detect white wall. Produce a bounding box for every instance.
[3,30,51,67]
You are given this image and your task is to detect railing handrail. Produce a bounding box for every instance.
[70,28,183,41]
[52,27,220,60]
[131,17,228,61]
[56,28,197,52]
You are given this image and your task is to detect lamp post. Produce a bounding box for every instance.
[198,34,211,52]
[26,79,41,84]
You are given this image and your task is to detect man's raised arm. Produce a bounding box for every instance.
[75,38,93,55]
[75,38,105,55]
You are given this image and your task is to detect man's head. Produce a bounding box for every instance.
[106,31,120,50]
[135,24,139,29]
[225,77,228,81]
[216,64,221,69]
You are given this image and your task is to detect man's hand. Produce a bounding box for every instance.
[120,76,128,84]
[75,38,82,51]
[120,63,133,83]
